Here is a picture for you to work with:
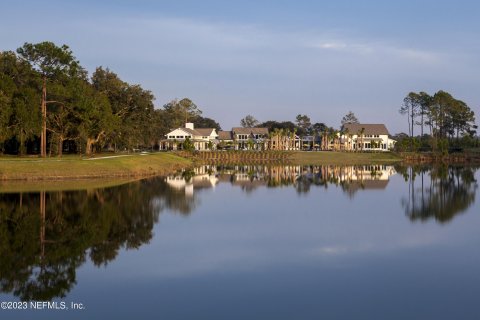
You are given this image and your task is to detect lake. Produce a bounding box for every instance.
[0,164,479,320]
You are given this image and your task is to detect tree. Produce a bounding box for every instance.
[183,136,195,151]
[258,120,296,132]
[295,114,312,135]
[400,92,421,139]
[17,42,82,157]
[341,111,359,127]
[1,50,42,155]
[92,67,157,151]
[240,115,259,128]
[75,81,116,156]
[0,92,12,153]
[416,92,432,137]
[193,116,221,130]
[162,98,202,129]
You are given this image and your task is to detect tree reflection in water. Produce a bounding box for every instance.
[399,165,478,223]
[0,178,196,301]
[0,164,477,300]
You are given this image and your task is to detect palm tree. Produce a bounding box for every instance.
[358,128,365,152]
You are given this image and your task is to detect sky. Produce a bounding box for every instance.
[1,0,479,133]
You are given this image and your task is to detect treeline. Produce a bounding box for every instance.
[0,42,219,156]
[397,91,478,152]
[240,113,331,136]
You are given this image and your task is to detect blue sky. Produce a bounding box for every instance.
[1,0,479,133]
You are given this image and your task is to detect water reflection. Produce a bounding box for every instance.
[399,165,478,223]
[167,164,397,196]
[0,164,477,301]
[0,179,195,301]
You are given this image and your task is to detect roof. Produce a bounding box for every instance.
[232,127,269,135]
[218,131,233,140]
[343,123,390,135]
[195,128,215,136]
[168,127,215,136]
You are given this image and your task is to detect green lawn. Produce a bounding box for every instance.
[0,152,192,181]
[0,151,403,182]
[289,151,403,165]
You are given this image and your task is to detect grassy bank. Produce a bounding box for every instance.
[289,151,402,165]
[0,151,403,183]
[0,152,192,181]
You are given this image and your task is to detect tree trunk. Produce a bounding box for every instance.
[57,135,64,157]
[85,131,106,156]
[41,76,47,157]
[86,138,94,156]
[19,131,25,156]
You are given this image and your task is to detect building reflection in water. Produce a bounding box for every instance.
[167,164,397,196]
[0,164,476,301]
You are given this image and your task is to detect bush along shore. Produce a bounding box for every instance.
[177,150,294,164]
[177,150,403,165]
[178,150,480,165]
[400,151,480,164]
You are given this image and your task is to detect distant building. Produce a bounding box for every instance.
[217,127,269,150]
[160,123,218,151]
[340,123,396,151]
[160,122,396,152]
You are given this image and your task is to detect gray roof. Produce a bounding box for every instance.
[232,127,269,135]
[195,128,215,136]
[343,124,390,135]
[218,131,233,140]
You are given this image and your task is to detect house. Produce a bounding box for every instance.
[340,123,396,152]
[160,123,218,151]
[218,127,269,150]
[217,131,234,149]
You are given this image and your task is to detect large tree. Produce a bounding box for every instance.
[16,42,82,157]
[295,114,312,135]
[0,50,41,154]
[240,114,259,128]
[400,92,421,139]
[92,67,157,151]
[341,111,359,127]
[193,116,221,130]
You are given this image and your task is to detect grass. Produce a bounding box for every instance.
[0,152,192,181]
[289,151,403,165]
[0,151,403,182]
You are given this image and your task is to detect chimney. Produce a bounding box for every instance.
[185,123,194,130]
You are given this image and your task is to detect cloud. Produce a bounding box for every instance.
[3,12,474,132]
[308,38,441,64]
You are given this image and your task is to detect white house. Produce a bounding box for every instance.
[160,123,218,151]
[340,123,396,152]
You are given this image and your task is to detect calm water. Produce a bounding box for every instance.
[0,164,479,320]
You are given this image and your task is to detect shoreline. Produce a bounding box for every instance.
[1,151,478,184]
[0,152,193,182]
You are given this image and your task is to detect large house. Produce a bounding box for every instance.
[340,123,396,151]
[159,123,218,151]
